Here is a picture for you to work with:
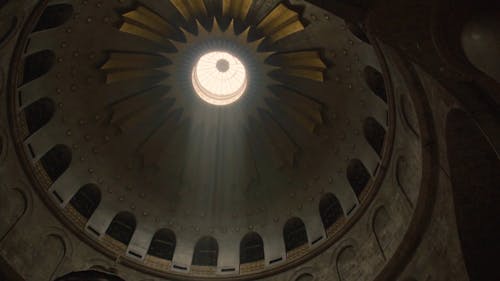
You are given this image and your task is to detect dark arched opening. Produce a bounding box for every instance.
[283,217,308,252]
[24,98,55,134]
[347,159,371,199]
[364,66,387,103]
[40,144,72,183]
[240,232,265,264]
[148,229,176,261]
[319,193,344,234]
[34,4,74,32]
[192,236,218,267]
[70,184,101,219]
[21,50,55,85]
[106,212,136,246]
[364,117,386,156]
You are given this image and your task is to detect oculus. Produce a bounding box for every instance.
[192,51,248,106]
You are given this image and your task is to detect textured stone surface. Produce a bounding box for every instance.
[0,0,498,281]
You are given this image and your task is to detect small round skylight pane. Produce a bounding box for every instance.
[192,51,248,106]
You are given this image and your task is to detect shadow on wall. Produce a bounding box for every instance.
[446,109,500,281]
[54,270,125,281]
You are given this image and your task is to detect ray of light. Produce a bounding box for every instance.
[115,97,174,133]
[111,85,171,125]
[141,109,184,166]
[257,109,298,168]
[102,1,326,172]
[265,91,323,134]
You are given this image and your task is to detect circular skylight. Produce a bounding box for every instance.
[192,51,248,106]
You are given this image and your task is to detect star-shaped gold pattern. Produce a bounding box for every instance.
[101,0,327,185]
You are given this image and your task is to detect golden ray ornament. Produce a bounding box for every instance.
[102,1,327,173]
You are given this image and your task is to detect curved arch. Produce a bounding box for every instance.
[347,159,371,199]
[372,206,392,259]
[34,4,74,32]
[147,229,176,261]
[21,50,55,85]
[70,184,101,219]
[336,246,360,281]
[319,193,344,235]
[364,117,386,156]
[283,217,308,252]
[33,233,66,280]
[240,232,265,264]
[192,236,218,267]
[105,212,136,246]
[40,144,72,183]
[24,97,55,134]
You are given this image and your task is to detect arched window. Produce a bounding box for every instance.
[24,98,55,134]
[22,50,55,85]
[70,184,101,219]
[34,4,74,32]
[283,218,308,251]
[192,236,218,266]
[347,159,371,199]
[40,144,72,183]
[106,212,136,245]
[319,193,344,231]
[364,66,387,103]
[240,232,265,264]
[148,229,176,260]
[364,117,386,156]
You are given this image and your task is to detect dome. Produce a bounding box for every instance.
[1,0,498,281]
[7,1,392,278]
